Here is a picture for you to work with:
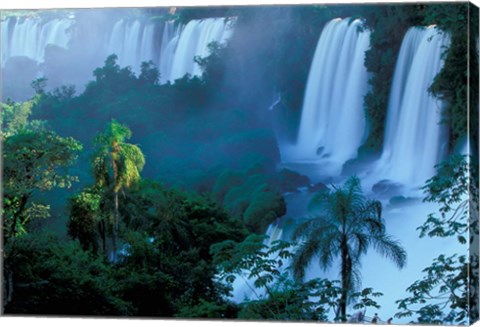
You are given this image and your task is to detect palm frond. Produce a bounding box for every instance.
[349,262,363,293]
[362,217,385,234]
[109,119,132,142]
[371,233,407,269]
[308,189,332,212]
[344,176,364,208]
[120,143,145,170]
[292,216,330,240]
[350,231,370,258]
[92,154,111,187]
[292,174,407,296]
[292,236,323,281]
[359,199,382,220]
[317,228,340,269]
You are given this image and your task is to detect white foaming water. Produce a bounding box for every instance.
[107,19,157,73]
[166,17,232,82]
[139,23,156,65]
[159,21,183,83]
[3,15,234,85]
[365,27,450,191]
[2,16,72,66]
[1,18,9,65]
[281,18,370,176]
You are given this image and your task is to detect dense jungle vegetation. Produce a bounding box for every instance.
[1,3,478,324]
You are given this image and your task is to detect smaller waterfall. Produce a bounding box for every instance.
[139,23,156,65]
[107,19,157,73]
[281,18,371,177]
[2,16,72,66]
[159,21,183,83]
[165,17,233,82]
[370,26,450,188]
[1,18,9,65]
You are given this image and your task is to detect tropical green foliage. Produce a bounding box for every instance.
[60,119,250,316]
[67,188,105,254]
[92,119,145,260]
[396,254,468,324]
[80,183,248,316]
[1,100,36,136]
[423,3,477,150]
[212,233,384,321]
[2,102,82,242]
[419,155,473,241]
[30,54,281,193]
[4,233,133,315]
[93,120,145,192]
[395,155,477,324]
[213,167,287,233]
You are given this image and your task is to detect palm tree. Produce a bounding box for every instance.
[292,176,406,321]
[93,120,145,260]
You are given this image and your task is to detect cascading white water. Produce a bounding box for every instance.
[1,16,72,66]
[107,19,157,73]
[139,23,156,65]
[281,18,370,176]
[165,17,233,82]
[2,15,234,86]
[1,18,9,65]
[370,26,450,188]
[158,21,183,83]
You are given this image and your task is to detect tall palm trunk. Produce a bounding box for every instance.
[10,195,28,241]
[112,190,119,261]
[338,211,349,322]
[5,270,13,307]
[6,194,28,308]
[8,271,13,302]
[98,220,107,255]
[339,236,350,322]
[111,142,119,262]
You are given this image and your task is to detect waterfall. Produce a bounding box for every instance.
[165,17,233,82]
[139,23,156,65]
[2,14,234,88]
[106,19,157,73]
[281,18,371,176]
[159,21,182,84]
[2,16,72,66]
[371,26,450,188]
[101,17,234,82]
[1,18,9,66]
